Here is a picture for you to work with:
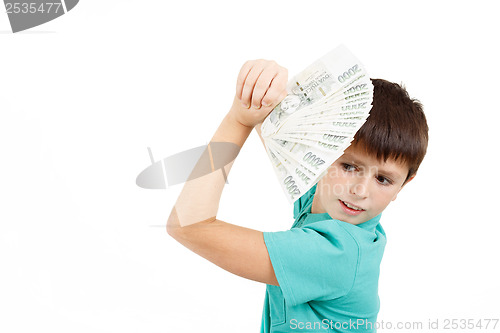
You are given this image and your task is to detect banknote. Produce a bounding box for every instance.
[260,44,373,203]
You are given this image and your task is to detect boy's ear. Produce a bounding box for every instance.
[391,174,416,202]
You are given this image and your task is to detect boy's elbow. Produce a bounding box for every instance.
[166,224,179,237]
[166,207,182,236]
[166,215,217,237]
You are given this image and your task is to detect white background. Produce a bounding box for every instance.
[1,1,499,332]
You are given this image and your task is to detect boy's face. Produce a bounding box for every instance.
[311,144,414,225]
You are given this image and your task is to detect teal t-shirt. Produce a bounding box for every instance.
[261,184,386,332]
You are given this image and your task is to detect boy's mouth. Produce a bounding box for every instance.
[339,200,365,216]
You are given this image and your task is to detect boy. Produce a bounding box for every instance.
[167,58,428,332]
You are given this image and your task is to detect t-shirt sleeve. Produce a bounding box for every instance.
[263,220,359,307]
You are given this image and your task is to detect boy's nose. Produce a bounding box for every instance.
[349,176,369,198]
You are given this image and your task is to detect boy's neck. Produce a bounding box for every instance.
[310,194,322,214]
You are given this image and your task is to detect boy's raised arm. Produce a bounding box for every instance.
[166,60,287,285]
[254,121,266,148]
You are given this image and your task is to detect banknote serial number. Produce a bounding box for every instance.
[5,2,63,14]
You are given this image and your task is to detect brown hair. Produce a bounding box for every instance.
[351,79,429,183]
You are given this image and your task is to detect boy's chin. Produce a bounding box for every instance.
[330,210,371,225]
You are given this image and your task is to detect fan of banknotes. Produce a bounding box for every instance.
[260,44,374,203]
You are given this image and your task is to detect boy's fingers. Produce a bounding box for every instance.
[262,89,287,109]
[236,61,254,100]
[261,70,288,107]
[251,69,278,109]
[240,65,265,108]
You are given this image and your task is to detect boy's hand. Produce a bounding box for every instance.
[230,59,288,128]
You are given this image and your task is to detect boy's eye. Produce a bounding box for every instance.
[342,163,357,172]
[376,175,392,185]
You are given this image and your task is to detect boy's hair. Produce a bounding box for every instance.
[351,79,429,183]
